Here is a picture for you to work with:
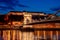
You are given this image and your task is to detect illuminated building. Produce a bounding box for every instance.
[0,11,60,40]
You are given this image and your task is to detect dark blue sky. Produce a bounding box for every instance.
[0,0,60,15]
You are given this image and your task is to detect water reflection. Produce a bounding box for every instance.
[0,30,60,40]
[34,35,60,40]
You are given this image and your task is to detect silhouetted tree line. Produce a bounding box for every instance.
[0,15,24,24]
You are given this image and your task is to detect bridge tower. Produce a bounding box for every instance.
[22,11,34,40]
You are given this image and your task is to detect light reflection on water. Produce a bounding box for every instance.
[0,30,60,40]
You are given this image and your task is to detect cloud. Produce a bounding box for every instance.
[50,6,60,11]
[0,0,29,14]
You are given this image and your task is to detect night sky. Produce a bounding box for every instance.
[0,0,60,15]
